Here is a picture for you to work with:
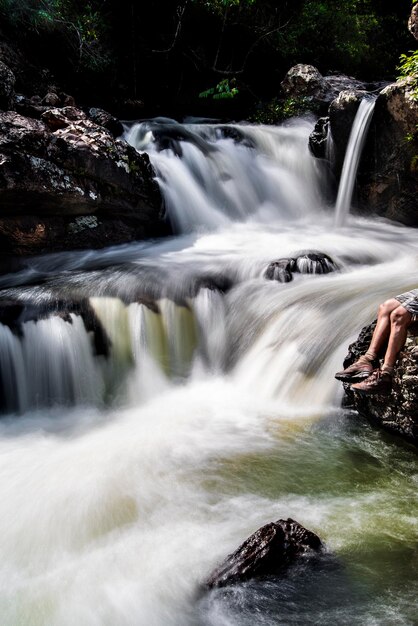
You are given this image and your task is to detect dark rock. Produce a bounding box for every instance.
[341,321,418,445]
[264,259,294,282]
[293,251,338,274]
[0,298,111,357]
[206,518,323,588]
[409,3,418,41]
[357,79,418,226]
[0,108,167,254]
[328,90,368,176]
[42,92,61,107]
[0,61,15,110]
[265,251,338,282]
[88,107,124,138]
[309,117,330,159]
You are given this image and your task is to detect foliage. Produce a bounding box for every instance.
[398,50,418,99]
[251,96,318,124]
[0,0,110,72]
[199,78,239,99]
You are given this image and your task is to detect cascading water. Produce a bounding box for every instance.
[334,98,376,227]
[0,117,417,626]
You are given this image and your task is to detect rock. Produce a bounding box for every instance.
[0,109,168,254]
[281,64,324,100]
[88,107,124,138]
[341,321,418,445]
[264,259,293,283]
[357,79,418,226]
[42,92,61,107]
[0,298,111,356]
[328,90,368,175]
[0,61,15,110]
[265,251,338,282]
[309,117,330,159]
[206,518,323,588]
[281,65,379,114]
[409,3,418,41]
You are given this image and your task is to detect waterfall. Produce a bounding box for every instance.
[0,117,417,626]
[334,98,376,227]
[124,119,326,232]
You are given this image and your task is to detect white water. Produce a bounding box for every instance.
[334,98,376,227]
[0,119,417,626]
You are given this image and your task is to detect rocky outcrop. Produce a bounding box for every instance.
[357,79,418,226]
[0,107,167,255]
[206,518,322,588]
[0,61,15,110]
[342,322,418,445]
[409,3,418,41]
[265,251,338,283]
[281,64,383,114]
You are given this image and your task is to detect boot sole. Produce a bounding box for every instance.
[335,370,372,382]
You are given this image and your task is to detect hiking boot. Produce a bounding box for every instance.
[335,358,374,382]
[351,369,392,396]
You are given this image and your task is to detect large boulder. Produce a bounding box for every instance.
[281,64,382,114]
[0,108,167,254]
[342,321,418,445]
[206,518,323,588]
[357,79,418,225]
[328,90,368,175]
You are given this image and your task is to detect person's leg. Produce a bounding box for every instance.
[351,303,413,395]
[365,298,403,360]
[381,305,412,371]
[335,298,401,381]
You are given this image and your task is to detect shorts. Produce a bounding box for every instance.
[395,289,418,319]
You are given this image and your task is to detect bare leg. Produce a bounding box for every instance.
[383,305,412,368]
[367,298,402,358]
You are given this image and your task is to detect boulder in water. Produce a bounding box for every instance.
[265,251,338,282]
[206,518,323,588]
[342,321,418,445]
[0,108,167,254]
[309,117,330,159]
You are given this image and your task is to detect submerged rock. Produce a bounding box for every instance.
[206,518,323,588]
[0,108,167,254]
[265,251,338,282]
[342,322,418,445]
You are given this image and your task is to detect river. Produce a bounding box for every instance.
[0,116,417,625]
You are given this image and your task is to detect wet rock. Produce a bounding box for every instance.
[0,108,167,254]
[206,518,323,588]
[357,79,418,226]
[265,251,338,282]
[0,61,15,110]
[0,298,111,356]
[341,321,418,445]
[88,107,123,138]
[309,117,330,159]
[264,259,294,283]
[328,90,368,175]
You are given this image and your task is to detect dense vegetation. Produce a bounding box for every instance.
[0,0,414,117]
